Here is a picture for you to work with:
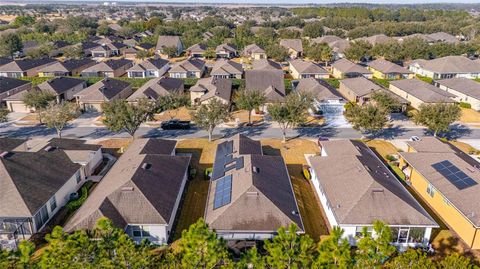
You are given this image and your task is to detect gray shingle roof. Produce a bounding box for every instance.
[127,77,184,101]
[156,36,182,51]
[332,59,372,75]
[435,78,480,100]
[37,77,85,95]
[367,59,412,75]
[0,77,30,94]
[400,138,480,226]
[410,56,480,74]
[280,39,303,52]
[289,59,328,75]
[245,70,285,102]
[296,78,343,102]
[308,140,437,226]
[390,79,456,103]
[205,134,304,232]
[64,138,190,231]
[0,146,81,217]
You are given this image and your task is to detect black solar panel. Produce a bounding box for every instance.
[432,160,478,190]
[213,175,232,209]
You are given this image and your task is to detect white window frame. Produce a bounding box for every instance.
[131,225,150,238]
[49,196,57,212]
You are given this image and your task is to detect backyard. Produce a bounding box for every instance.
[171,137,330,242]
[365,139,480,260]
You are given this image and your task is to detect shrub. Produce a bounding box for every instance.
[459,102,471,109]
[385,154,396,162]
[204,167,213,180]
[344,101,356,110]
[66,184,89,213]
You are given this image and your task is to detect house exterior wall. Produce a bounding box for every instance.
[113,64,132,77]
[338,83,364,103]
[26,63,56,77]
[251,52,266,60]
[200,96,229,106]
[368,67,415,80]
[7,100,31,113]
[32,169,84,233]
[62,82,87,101]
[125,224,168,245]
[388,84,425,110]
[402,165,480,249]
[190,91,204,105]
[216,231,276,240]
[0,72,26,78]
[437,84,480,111]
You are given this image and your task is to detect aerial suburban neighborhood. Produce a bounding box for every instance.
[1,0,480,268]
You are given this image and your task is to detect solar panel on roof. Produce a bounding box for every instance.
[213,175,232,209]
[432,160,478,190]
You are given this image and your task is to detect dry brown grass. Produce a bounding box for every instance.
[261,138,330,240]
[172,138,330,242]
[449,141,480,155]
[364,139,400,158]
[460,108,480,124]
[225,110,264,126]
[96,138,132,157]
[154,106,193,122]
[172,139,218,240]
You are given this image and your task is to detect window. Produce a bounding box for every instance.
[355,226,373,237]
[75,171,82,184]
[443,197,451,206]
[49,196,57,212]
[34,204,49,231]
[131,225,150,238]
[426,183,435,197]
[391,227,425,244]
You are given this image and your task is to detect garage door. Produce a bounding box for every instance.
[8,102,31,113]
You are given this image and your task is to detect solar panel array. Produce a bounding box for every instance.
[432,160,478,190]
[212,140,245,180]
[213,175,232,209]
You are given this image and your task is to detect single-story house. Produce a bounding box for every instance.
[81,42,101,57]
[339,76,409,111]
[354,34,393,46]
[64,138,190,245]
[245,69,286,103]
[389,79,456,109]
[37,77,87,103]
[210,59,243,79]
[289,59,329,79]
[331,59,373,79]
[81,59,133,78]
[205,134,304,240]
[434,78,480,111]
[280,39,303,59]
[311,36,350,60]
[0,138,101,250]
[123,47,138,60]
[127,77,184,102]
[0,57,13,68]
[367,59,414,80]
[242,44,266,60]
[0,58,57,78]
[74,78,133,112]
[127,58,170,78]
[215,43,237,59]
[169,58,206,79]
[399,137,480,249]
[408,56,480,79]
[186,43,207,58]
[156,36,183,58]
[0,77,31,104]
[38,59,96,77]
[91,42,127,59]
[307,140,438,250]
[296,77,344,106]
[251,59,282,71]
[190,77,232,106]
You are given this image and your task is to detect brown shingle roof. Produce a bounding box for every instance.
[332,59,372,75]
[389,79,456,103]
[245,70,285,102]
[367,59,412,75]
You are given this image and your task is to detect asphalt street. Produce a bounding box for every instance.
[0,122,477,141]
